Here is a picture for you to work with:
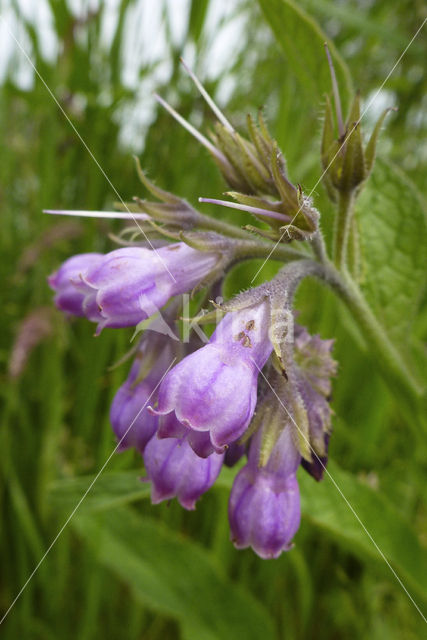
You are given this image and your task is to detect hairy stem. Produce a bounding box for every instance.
[311,230,329,265]
[232,237,424,428]
[346,215,361,280]
[259,250,423,410]
[333,190,355,269]
[234,240,308,263]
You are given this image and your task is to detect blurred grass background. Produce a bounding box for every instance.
[0,1,426,638]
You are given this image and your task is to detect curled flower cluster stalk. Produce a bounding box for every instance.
[47,57,412,558]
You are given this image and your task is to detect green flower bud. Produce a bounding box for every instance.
[321,88,393,199]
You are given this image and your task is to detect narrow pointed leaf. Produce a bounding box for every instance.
[73,507,277,640]
[258,0,353,111]
[365,108,393,175]
[134,156,181,204]
[51,465,427,608]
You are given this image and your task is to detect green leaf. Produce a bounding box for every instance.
[299,462,427,611]
[73,507,276,640]
[49,471,150,513]
[257,0,353,111]
[49,468,241,512]
[356,158,427,347]
[188,0,210,44]
[51,465,427,611]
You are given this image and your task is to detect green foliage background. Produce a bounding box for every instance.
[1,1,426,638]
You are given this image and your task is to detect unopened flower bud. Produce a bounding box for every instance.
[321,92,392,199]
[48,253,102,316]
[67,242,218,333]
[229,467,300,559]
[110,334,175,453]
[143,432,224,510]
[229,416,301,558]
[294,325,337,478]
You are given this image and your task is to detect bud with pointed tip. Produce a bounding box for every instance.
[321,92,392,199]
[156,79,319,243]
[202,115,319,243]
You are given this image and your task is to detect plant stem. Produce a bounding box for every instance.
[347,215,361,280]
[311,230,329,265]
[235,239,308,263]
[248,243,424,411]
[333,190,355,269]
[217,223,423,412]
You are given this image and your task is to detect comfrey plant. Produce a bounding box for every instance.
[47,55,422,559]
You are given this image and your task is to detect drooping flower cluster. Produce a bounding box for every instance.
[45,64,351,558]
[49,237,336,557]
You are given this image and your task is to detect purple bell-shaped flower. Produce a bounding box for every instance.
[110,330,176,453]
[50,243,219,333]
[48,253,102,316]
[144,418,224,510]
[154,300,273,453]
[228,421,301,559]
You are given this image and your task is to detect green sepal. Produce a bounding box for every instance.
[365,108,393,176]
[114,200,146,213]
[270,143,298,210]
[233,131,271,184]
[291,392,312,462]
[212,124,258,193]
[144,219,182,241]
[258,109,277,154]
[321,96,341,198]
[181,307,224,326]
[321,91,392,201]
[321,170,338,203]
[242,225,281,241]
[226,192,284,213]
[134,198,197,229]
[257,406,279,467]
[133,156,181,204]
[246,112,272,171]
[341,92,365,191]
